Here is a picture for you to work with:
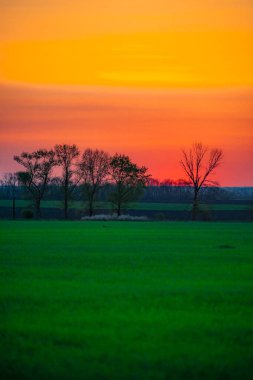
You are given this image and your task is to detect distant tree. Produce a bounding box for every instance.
[109,154,150,216]
[14,149,56,218]
[145,178,160,201]
[79,148,110,216]
[180,142,223,220]
[54,144,81,219]
[174,178,191,187]
[147,178,160,186]
[160,178,174,186]
[0,172,18,219]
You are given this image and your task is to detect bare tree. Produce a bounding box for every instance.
[180,142,223,220]
[54,144,81,219]
[0,173,18,219]
[109,154,150,216]
[14,149,56,218]
[79,148,110,216]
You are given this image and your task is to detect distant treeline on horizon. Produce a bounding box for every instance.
[1,143,252,219]
[1,183,253,203]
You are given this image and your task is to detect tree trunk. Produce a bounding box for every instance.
[35,199,41,219]
[88,200,93,217]
[116,184,122,216]
[192,189,199,221]
[117,201,121,216]
[12,197,16,220]
[64,196,68,220]
[88,192,95,217]
[64,182,69,219]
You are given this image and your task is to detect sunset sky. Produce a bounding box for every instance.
[0,0,252,185]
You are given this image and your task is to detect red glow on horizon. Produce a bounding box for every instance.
[0,84,252,187]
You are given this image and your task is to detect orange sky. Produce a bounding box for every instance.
[0,0,253,185]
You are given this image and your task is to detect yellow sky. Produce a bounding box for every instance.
[0,0,252,87]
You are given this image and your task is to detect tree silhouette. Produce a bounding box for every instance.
[14,149,56,218]
[0,173,18,219]
[79,148,110,216]
[109,154,149,216]
[54,144,81,219]
[180,142,223,220]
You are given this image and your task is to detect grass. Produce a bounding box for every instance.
[0,221,253,380]
[0,199,251,211]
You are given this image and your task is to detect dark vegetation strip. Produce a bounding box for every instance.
[0,199,252,210]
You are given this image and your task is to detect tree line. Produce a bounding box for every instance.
[1,142,223,220]
[12,146,149,219]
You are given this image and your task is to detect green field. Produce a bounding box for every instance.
[0,199,251,211]
[1,221,253,380]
